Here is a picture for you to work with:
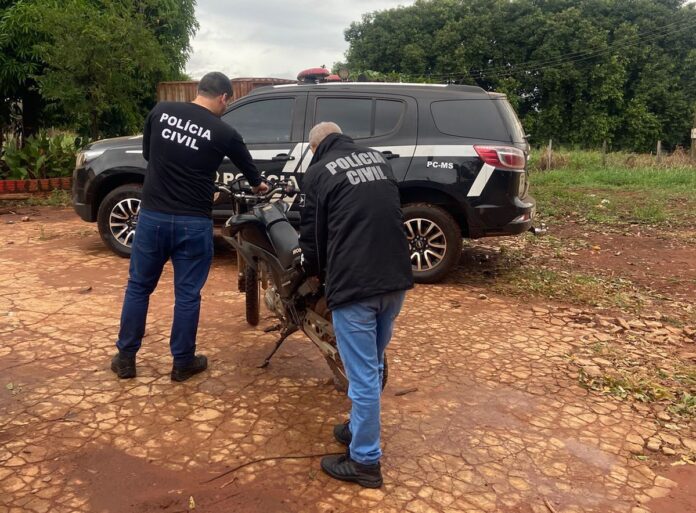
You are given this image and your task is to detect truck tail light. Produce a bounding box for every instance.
[474,145,526,170]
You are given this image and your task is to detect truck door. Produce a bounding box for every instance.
[215,93,308,220]
[305,93,417,182]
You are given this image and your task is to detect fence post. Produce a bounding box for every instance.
[656,140,662,164]
[691,108,696,162]
[602,140,607,167]
[547,139,553,170]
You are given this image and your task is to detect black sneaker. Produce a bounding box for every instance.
[171,355,208,382]
[320,452,383,488]
[110,352,136,379]
[333,421,351,446]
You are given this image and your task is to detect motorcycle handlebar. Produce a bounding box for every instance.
[215,178,296,204]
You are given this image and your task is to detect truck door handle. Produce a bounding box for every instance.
[381,151,400,160]
[271,154,296,162]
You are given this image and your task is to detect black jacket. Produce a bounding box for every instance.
[299,134,414,309]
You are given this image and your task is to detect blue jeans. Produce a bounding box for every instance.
[332,290,407,465]
[116,208,214,367]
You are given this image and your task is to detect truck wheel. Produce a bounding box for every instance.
[245,265,260,326]
[402,203,462,283]
[97,184,142,258]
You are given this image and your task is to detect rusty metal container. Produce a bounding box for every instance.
[156,81,199,103]
[157,77,296,103]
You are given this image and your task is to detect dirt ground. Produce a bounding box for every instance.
[1,207,694,513]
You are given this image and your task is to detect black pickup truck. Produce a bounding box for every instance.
[73,82,536,283]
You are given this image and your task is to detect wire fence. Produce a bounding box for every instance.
[532,140,696,171]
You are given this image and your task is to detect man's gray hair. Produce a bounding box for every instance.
[309,122,342,149]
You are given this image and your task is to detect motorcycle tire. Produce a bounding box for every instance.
[245,265,260,326]
[237,258,246,292]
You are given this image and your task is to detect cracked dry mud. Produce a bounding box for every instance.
[1,208,694,513]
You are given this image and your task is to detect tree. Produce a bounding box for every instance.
[34,0,169,138]
[342,0,696,151]
[0,0,198,141]
[137,0,198,78]
[0,0,50,143]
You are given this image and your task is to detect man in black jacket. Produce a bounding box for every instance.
[110,72,268,382]
[299,122,413,488]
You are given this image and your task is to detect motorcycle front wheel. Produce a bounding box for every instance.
[245,266,260,326]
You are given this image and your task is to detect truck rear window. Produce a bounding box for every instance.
[431,100,511,141]
[495,99,527,143]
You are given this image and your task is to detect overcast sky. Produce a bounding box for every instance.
[185,0,415,80]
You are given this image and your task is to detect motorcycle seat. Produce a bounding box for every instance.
[254,202,301,270]
[268,221,301,270]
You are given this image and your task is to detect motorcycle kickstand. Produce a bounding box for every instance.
[258,326,299,368]
[263,324,281,333]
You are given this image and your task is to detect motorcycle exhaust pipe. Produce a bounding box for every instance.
[529,224,547,236]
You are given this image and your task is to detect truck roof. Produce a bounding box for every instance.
[246,82,493,99]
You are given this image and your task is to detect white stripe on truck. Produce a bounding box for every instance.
[248,149,291,161]
[467,163,495,197]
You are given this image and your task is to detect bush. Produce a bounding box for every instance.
[1,132,81,180]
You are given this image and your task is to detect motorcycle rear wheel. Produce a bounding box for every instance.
[245,266,260,326]
[326,352,389,394]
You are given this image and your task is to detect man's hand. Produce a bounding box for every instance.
[251,182,270,195]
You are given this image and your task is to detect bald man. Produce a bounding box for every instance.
[299,122,413,488]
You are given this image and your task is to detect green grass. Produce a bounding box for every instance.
[6,189,72,208]
[457,240,642,310]
[670,392,696,418]
[579,371,672,403]
[579,366,696,419]
[529,150,696,226]
[489,266,639,309]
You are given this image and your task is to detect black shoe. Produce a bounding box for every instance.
[171,355,208,382]
[320,452,383,488]
[111,352,136,379]
[333,421,352,446]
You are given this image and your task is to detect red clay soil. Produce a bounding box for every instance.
[647,464,696,513]
[552,223,696,300]
[57,445,298,513]
[2,207,695,513]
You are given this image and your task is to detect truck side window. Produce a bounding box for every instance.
[431,100,509,141]
[315,98,405,139]
[374,100,403,137]
[223,98,295,144]
[315,98,372,139]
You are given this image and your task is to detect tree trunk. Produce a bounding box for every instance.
[90,110,99,140]
[21,82,42,146]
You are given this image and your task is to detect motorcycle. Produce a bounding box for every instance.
[220,178,387,392]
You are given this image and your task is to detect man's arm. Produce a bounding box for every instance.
[225,130,262,188]
[298,171,326,276]
[142,110,153,162]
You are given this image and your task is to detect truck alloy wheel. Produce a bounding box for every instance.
[97,183,143,258]
[402,203,462,284]
[109,198,140,249]
[405,218,447,271]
